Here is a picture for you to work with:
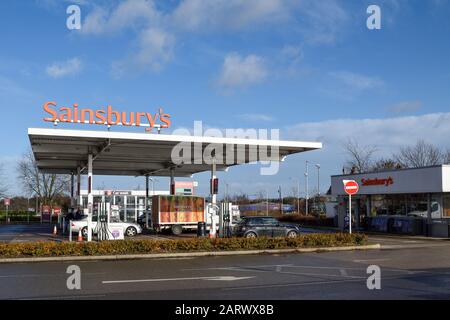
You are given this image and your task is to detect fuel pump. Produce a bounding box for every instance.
[206,203,220,237]
[95,202,112,241]
[219,202,232,238]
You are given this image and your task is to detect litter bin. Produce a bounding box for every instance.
[197,222,207,237]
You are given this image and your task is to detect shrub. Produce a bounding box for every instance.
[0,233,367,258]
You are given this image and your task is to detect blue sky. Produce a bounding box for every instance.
[1,0,450,198]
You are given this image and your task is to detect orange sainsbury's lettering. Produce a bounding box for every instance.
[43,101,58,122]
[42,102,171,132]
[95,109,106,125]
[160,113,171,128]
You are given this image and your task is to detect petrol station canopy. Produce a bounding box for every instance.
[28,128,322,177]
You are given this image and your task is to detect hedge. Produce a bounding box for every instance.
[0,233,367,258]
[0,212,41,223]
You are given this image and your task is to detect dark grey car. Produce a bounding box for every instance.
[233,216,301,238]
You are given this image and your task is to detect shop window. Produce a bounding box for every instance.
[126,196,137,222]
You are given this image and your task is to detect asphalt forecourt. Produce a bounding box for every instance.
[2,244,450,300]
[0,233,373,263]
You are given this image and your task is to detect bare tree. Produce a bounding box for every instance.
[371,158,402,172]
[394,140,443,168]
[17,151,70,205]
[444,149,450,165]
[343,139,377,174]
[0,164,8,198]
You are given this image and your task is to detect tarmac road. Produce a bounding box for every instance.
[1,238,450,300]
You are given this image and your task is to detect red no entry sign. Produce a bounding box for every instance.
[343,180,359,195]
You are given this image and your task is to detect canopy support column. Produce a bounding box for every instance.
[77,167,82,207]
[145,175,150,229]
[87,154,93,242]
[211,158,218,238]
[70,172,75,207]
[170,168,175,195]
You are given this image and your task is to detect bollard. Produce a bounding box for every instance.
[69,220,72,242]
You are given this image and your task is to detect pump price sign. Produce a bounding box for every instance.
[343,180,359,195]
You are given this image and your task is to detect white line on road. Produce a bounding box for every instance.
[183,264,294,271]
[102,276,256,284]
[353,259,391,263]
[224,278,366,291]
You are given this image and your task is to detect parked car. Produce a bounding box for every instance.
[233,216,301,238]
[70,216,143,238]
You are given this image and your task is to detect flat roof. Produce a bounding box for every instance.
[28,128,322,177]
[331,164,450,178]
[331,165,450,195]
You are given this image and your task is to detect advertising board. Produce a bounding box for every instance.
[153,195,205,224]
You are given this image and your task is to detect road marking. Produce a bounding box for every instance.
[224,271,442,292]
[353,259,391,263]
[339,269,348,277]
[183,264,294,271]
[102,276,255,284]
[275,270,365,279]
[224,278,366,291]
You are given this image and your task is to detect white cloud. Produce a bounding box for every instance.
[329,71,384,90]
[76,0,352,77]
[238,113,275,122]
[297,0,350,44]
[282,112,450,184]
[171,0,289,32]
[82,0,160,35]
[216,53,267,91]
[388,101,422,114]
[170,0,350,44]
[112,27,175,78]
[46,57,82,78]
[82,0,171,75]
[284,112,450,154]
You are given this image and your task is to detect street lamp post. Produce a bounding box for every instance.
[305,161,309,216]
[289,177,300,215]
[315,164,321,213]
[278,186,283,215]
[226,182,229,203]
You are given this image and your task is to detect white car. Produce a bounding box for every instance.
[408,202,441,219]
[70,217,143,238]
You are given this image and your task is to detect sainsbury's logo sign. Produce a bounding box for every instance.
[361,177,394,187]
[43,102,171,132]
